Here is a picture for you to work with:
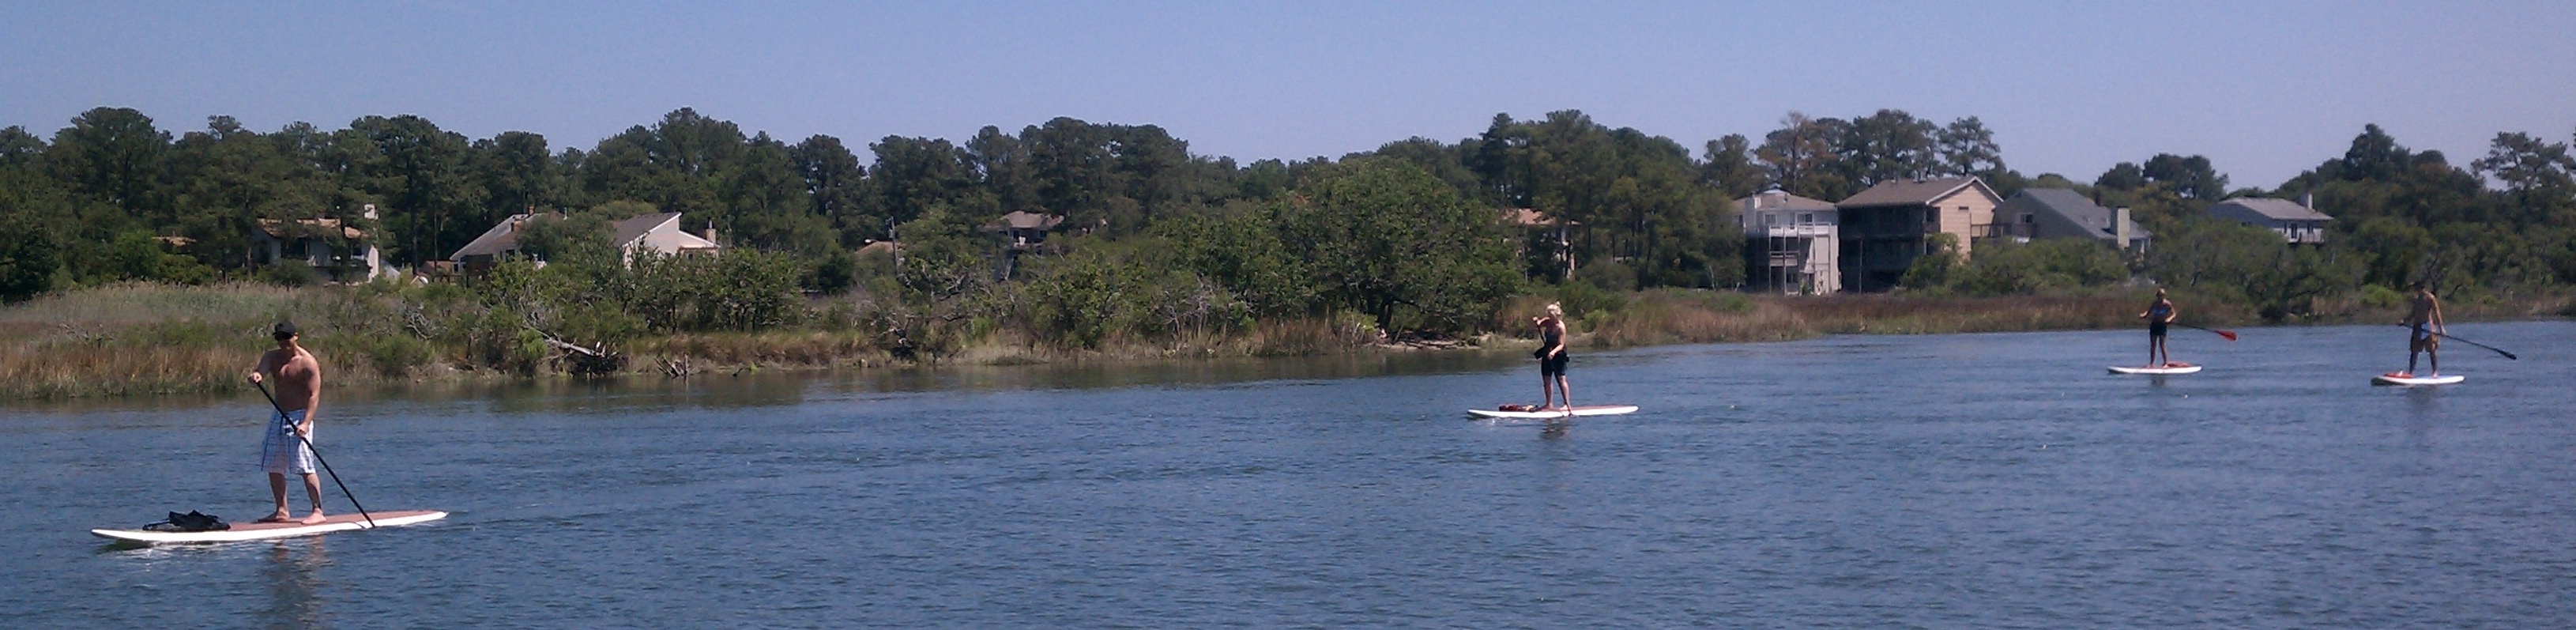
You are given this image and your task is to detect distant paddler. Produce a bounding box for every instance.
[1531,303,1572,412]
[2137,289,2178,368]
[2400,281,2446,377]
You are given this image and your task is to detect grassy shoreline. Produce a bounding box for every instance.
[2,283,2566,400]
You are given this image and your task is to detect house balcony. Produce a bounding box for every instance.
[1972,223,2031,239]
[1753,224,1834,238]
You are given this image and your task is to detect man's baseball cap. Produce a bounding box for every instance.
[273,321,298,337]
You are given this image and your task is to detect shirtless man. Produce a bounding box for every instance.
[2401,282,2446,378]
[247,321,327,524]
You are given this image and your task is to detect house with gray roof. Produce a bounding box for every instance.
[450,210,720,274]
[980,210,1068,279]
[1993,188,2150,254]
[611,212,721,263]
[449,212,555,271]
[1737,190,1841,295]
[255,205,384,283]
[1835,176,2004,291]
[2206,197,2332,244]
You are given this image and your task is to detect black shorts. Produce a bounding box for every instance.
[2149,321,2169,337]
[1540,353,1570,376]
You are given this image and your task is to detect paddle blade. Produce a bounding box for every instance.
[2214,330,2238,341]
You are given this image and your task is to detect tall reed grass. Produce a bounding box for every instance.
[4,281,2560,399]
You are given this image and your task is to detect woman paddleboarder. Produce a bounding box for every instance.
[2137,289,2177,368]
[1532,303,1571,411]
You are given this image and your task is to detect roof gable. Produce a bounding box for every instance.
[450,213,553,260]
[983,210,1065,232]
[1738,190,1839,213]
[258,217,367,241]
[1836,177,1998,209]
[2212,198,2333,221]
[611,213,684,247]
[1998,188,2150,240]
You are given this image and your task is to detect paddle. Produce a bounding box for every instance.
[254,380,375,528]
[2403,325,2519,360]
[2177,323,2238,341]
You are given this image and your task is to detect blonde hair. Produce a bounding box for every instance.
[1545,303,1563,317]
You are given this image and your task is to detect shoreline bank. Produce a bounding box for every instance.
[2,284,2566,400]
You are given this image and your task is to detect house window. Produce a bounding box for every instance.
[2020,213,2033,224]
[1797,213,1812,224]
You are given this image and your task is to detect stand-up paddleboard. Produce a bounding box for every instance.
[92,510,446,544]
[1467,405,1639,419]
[2110,363,2202,375]
[2374,372,2464,387]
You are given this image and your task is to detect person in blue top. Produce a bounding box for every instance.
[2137,289,2177,368]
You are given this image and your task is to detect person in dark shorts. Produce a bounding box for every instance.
[1532,303,1571,411]
[2137,289,2176,368]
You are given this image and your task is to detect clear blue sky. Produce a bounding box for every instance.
[5,1,2570,189]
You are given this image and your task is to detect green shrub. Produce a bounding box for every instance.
[2359,284,2405,309]
[346,333,435,376]
[262,261,321,287]
[1546,278,1628,319]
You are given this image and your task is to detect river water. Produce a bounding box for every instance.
[3,321,2571,628]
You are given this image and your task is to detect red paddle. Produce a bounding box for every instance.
[2178,323,2237,341]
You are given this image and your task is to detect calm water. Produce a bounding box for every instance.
[4,321,2572,628]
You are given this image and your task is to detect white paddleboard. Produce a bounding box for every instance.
[1467,405,1639,419]
[2110,363,2203,375]
[92,510,446,544]
[2373,372,2464,387]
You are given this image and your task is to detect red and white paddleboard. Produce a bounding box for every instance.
[92,510,446,544]
[2110,362,2202,375]
[1467,405,1640,419]
[2373,372,2465,386]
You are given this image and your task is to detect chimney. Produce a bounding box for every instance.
[2300,193,2314,209]
[2114,207,2133,249]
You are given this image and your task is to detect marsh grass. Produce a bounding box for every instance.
[5,282,2562,399]
[0,283,446,398]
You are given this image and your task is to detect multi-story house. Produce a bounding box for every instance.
[1834,176,2004,291]
[1737,189,1841,295]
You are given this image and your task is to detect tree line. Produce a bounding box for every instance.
[2,105,2570,350]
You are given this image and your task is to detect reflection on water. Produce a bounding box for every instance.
[259,538,329,630]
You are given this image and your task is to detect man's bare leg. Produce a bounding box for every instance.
[1538,373,1556,409]
[299,473,327,524]
[1555,375,1573,411]
[263,473,294,522]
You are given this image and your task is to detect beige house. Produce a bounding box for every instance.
[612,212,721,264]
[254,203,384,283]
[1836,177,2003,291]
[1737,190,1840,295]
[450,212,555,271]
[449,210,721,274]
[1506,208,1579,281]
